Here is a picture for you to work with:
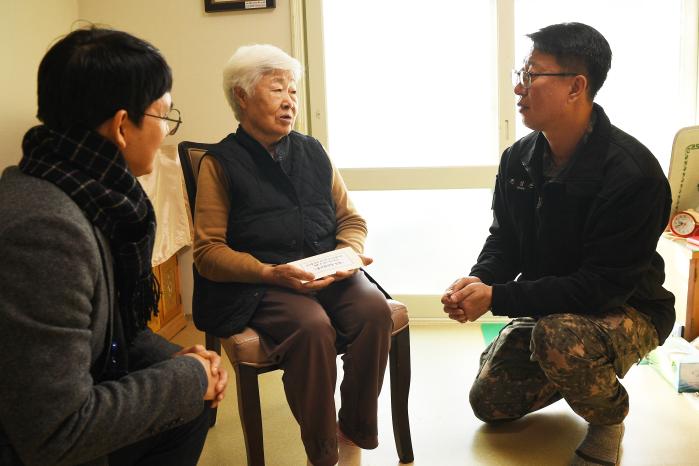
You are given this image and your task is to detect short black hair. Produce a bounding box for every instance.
[37,27,172,131]
[527,22,611,100]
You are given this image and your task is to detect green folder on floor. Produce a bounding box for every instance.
[481,323,506,345]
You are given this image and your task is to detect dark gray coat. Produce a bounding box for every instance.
[0,167,207,466]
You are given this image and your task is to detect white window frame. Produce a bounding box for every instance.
[291,0,699,320]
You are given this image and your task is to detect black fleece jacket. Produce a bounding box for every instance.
[471,104,675,343]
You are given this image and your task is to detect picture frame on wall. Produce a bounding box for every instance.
[204,0,275,12]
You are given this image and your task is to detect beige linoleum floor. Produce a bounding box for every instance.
[172,321,699,466]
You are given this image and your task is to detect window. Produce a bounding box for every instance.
[351,189,494,295]
[297,0,699,318]
[322,1,498,168]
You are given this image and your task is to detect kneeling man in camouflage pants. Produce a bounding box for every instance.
[442,22,675,466]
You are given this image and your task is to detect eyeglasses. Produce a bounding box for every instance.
[144,108,182,136]
[511,69,579,89]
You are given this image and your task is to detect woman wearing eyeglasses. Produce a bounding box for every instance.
[0,27,227,466]
[193,44,393,466]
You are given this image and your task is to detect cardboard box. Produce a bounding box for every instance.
[647,336,699,392]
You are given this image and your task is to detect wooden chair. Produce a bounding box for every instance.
[177,141,414,465]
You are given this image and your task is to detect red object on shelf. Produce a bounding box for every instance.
[670,209,699,237]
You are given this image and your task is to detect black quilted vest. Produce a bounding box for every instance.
[192,127,337,337]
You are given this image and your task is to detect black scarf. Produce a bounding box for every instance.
[20,125,159,345]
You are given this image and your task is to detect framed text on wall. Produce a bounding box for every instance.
[204,0,275,12]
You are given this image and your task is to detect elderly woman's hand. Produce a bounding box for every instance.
[330,254,373,282]
[261,263,335,293]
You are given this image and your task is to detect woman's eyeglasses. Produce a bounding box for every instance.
[144,108,182,135]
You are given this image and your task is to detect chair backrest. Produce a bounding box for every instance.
[177,141,218,219]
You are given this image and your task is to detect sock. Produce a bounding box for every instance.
[338,428,361,466]
[570,423,624,466]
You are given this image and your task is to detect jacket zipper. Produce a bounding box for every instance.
[521,160,544,277]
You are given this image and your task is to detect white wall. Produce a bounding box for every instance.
[0,0,79,170]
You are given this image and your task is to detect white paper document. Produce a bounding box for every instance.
[289,247,363,280]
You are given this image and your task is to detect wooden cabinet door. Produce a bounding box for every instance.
[159,255,183,324]
[148,255,186,339]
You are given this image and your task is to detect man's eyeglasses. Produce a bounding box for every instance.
[144,108,182,136]
[512,69,579,89]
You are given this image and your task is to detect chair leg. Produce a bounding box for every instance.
[236,364,265,466]
[205,332,221,355]
[390,328,414,463]
[205,333,221,427]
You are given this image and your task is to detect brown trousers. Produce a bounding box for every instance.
[469,306,659,425]
[249,272,393,466]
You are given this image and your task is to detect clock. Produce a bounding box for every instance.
[669,209,699,237]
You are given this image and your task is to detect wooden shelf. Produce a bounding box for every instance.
[657,234,699,341]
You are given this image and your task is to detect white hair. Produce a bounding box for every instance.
[222,44,303,121]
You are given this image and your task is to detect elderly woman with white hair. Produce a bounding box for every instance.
[192,44,393,466]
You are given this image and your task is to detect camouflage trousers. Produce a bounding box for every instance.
[469,306,659,425]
